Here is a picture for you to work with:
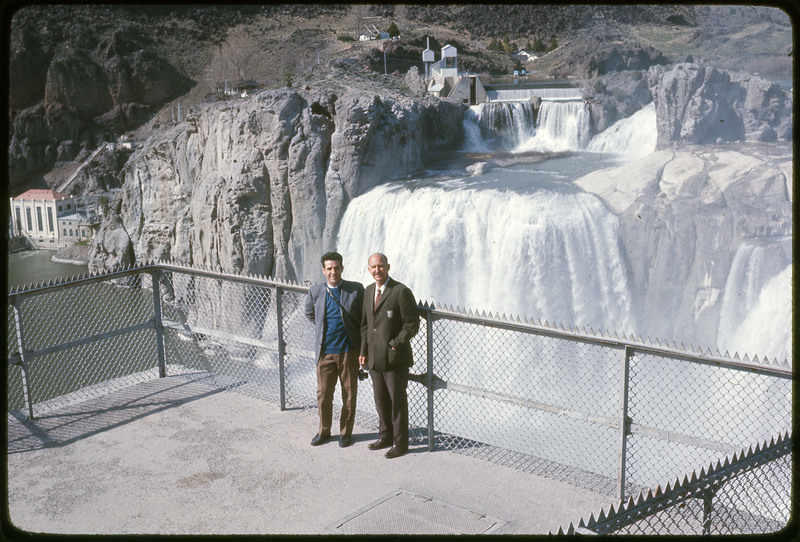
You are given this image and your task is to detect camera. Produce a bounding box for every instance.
[358,367,369,381]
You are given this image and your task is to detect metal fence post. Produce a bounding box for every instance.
[702,489,714,535]
[617,346,632,501]
[276,286,286,411]
[150,269,167,378]
[12,295,35,420]
[425,310,435,452]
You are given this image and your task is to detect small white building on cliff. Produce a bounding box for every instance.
[10,189,96,249]
[424,42,486,105]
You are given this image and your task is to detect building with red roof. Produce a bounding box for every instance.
[10,189,97,249]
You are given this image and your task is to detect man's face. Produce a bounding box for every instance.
[323,260,343,287]
[368,254,390,286]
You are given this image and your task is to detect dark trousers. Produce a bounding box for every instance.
[370,367,409,450]
[316,351,359,437]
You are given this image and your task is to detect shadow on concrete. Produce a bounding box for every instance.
[7,374,226,453]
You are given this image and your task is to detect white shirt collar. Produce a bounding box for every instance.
[376,278,390,293]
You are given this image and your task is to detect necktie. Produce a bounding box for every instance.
[374,287,381,310]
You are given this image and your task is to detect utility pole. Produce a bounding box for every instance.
[384,49,387,75]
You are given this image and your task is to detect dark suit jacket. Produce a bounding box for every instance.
[305,280,364,362]
[360,278,420,372]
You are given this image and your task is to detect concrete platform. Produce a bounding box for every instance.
[6,373,616,535]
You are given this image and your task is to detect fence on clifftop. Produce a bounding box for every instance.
[7,262,792,535]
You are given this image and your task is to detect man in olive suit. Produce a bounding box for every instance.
[359,253,420,459]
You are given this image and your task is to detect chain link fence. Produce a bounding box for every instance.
[557,432,791,535]
[7,263,792,534]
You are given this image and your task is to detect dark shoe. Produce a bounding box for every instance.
[384,447,407,459]
[339,435,353,448]
[311,434,330,446]
[368,439,392,451]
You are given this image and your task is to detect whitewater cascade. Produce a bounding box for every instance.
[463,102,536,151]
[336,180,635,333]
[717,241,792,361]
[463,100,656,157]
[516,100,593,153]
[587,103,657,159]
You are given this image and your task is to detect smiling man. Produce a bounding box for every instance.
[359,252,420,459]
[304,252,365,448]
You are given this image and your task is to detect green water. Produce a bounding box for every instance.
[7,250,89,290]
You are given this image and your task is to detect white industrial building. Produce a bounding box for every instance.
[10,189,97,249]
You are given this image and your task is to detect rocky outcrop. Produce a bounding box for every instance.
[90,89,463,282]
[9,27,193,189]
[648,63,792,147]
[574,145,792,350]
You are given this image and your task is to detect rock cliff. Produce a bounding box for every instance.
[648,63,792,146]
[574,144,792,351]
[9,21,193,191]
[89,90,463,282]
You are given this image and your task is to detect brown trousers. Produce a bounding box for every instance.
[316,351,359,437]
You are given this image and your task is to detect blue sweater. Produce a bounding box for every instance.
[323,286,354,354]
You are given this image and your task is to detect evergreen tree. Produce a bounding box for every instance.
[387,22,400,38]
[549,36,558,51]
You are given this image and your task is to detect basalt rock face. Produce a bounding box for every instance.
[575,145,792,352]
[90,90,463,282]
[648,63,792,147]
[9,26,193,189]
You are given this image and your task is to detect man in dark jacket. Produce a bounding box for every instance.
[305,252,364,448]
[359,252,420,458]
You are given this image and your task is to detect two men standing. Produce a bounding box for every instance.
[305,251,419,459]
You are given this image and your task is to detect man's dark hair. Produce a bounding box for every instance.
[321,251,343,266]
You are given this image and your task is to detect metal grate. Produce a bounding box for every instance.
[328,489,507,534]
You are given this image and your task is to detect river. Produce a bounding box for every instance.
[7,250,89,290]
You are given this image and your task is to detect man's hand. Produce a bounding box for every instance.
[359,355,367,367]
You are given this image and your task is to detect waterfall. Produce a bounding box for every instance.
[717,242,792,361]
[465,101,656,158]
[587,102,657,158]
[336,180,634,333]
[516,100,592,153]
[463,102,537,151]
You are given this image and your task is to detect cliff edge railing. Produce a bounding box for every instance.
[7,262,791,534]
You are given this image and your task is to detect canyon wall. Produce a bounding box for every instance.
[575,145,792,351]
[89,90,464,282]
